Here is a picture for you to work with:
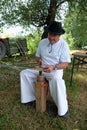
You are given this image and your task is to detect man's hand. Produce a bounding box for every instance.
[36,57,43,67]
[43,65,54,73]
[38,59,43,67]
[43,62,69,73]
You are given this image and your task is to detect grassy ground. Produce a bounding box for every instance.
[0,55,87,130]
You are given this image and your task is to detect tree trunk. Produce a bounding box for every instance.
[46,0,57,25]
[42,0,57,39]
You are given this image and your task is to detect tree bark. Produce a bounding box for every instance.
[42,0,57,39]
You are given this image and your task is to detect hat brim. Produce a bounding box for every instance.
[45,26,65,35]
[47,29,65,35]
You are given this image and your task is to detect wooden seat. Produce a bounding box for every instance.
[35,75,50,113]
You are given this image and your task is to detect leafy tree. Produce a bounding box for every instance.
[0,0,66,38]
[64,0,87,48]
[0,1,67,29]
[0,0,87,47]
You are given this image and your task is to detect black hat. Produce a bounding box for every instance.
[47,21,65,35]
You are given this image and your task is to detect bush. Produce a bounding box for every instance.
[27,29,42,54]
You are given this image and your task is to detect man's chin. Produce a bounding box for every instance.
[50,41,55,44]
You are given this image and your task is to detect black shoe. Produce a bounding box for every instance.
[23,101,36,106]
[60,111,70,118]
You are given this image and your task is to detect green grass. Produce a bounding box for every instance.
[0,56,87,130]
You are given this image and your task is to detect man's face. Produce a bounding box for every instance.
[48,33,60,44]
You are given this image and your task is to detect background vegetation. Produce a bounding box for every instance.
[0,56,87,130]
[0,0,87,129]
[0,0,87,49]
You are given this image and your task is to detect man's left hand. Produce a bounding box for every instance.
[43,65,55,72]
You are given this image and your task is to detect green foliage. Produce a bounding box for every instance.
[62,33,75,50]
[27,29,42,54]
[0,0,69,28]
[0,0,49,28]
[64,0,87,48]
[0,0,87,49]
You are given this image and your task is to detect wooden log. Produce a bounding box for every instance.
[35,75,47,113]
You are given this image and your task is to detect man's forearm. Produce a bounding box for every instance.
[54,62,68,69]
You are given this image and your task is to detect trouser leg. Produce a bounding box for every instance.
[20,69,38,103]
[44,70,68,116]
[20,69,68,116]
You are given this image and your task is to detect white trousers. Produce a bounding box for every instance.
[20,69,68,116]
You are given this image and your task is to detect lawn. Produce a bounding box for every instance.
[0,55,87,130]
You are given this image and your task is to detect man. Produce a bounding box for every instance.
[20,21,71,118]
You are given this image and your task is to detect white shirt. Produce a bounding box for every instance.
[36,38,71,66]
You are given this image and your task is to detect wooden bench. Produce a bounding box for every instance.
[70,51,87,86]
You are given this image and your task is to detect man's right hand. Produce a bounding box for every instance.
[38,59,43,67]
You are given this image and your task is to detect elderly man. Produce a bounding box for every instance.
[20,21,71,118]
